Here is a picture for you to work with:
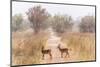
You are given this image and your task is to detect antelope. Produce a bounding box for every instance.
[41,46,52,60]
[57,44,71,58]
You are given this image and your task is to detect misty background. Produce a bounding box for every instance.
[12,1,95,33]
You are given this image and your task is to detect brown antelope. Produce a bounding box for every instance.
[57,44,71,58]
[41,46,52,60]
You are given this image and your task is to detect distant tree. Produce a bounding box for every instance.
[51,15,73,33]
[79,16,95,33]
[12,14,23,31]
[26,5,49,34]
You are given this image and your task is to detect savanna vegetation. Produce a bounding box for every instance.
[12,5,95,65]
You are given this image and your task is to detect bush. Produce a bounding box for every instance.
[79,16,95,33]
[51,15,73,34]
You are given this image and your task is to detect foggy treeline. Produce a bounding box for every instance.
[12,5,95,34]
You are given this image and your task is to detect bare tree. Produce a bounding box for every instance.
[26,5,49,34]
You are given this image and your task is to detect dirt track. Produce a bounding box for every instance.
[40,28,78,64]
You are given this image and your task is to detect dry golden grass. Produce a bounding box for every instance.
[12,31,48,65]
[61,32,95,61]
[12,31,96,65]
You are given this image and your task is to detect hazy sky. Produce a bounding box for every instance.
[12,1,95,20]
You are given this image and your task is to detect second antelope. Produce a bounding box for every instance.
[41,46,52,60]
[57,44,71,58]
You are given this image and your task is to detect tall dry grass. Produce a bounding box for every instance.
[61,32,95,61]
[12,31,48,65]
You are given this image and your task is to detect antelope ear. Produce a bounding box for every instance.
[58,44,60,46]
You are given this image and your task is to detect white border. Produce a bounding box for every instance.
[0,0,100,67]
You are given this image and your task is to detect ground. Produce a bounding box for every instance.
[12,28,95,65]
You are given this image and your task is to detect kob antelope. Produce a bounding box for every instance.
[57,44,71,58]
[41,46,52,60]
